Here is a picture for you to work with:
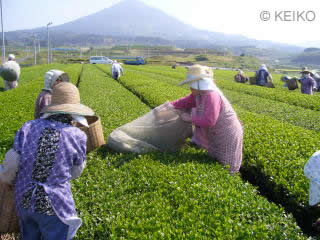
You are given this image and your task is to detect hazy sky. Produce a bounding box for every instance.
[4,0,320,46]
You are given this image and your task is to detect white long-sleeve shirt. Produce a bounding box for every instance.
[112,63,124,75]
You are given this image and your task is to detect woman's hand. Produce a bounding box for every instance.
[181,113,192,122]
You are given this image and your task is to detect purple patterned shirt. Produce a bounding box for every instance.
[13,118,87,221]
[300,76,316,95]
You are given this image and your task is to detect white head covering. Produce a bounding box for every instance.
[259,64,268,72]
[304,151,320,206]
[178,65,226,97]
[43,70,69,92]
[8,54,15,61]
[189,77,218,91]
[238,70,244,75]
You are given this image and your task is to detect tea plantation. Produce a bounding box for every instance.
[1,63,320,239]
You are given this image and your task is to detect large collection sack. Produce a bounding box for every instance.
[0,185,19,233]
[0,61,20,82]
[108,102,193,153]
[287,78,298,90]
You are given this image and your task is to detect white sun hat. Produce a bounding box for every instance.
[178,64,216,91]
[8,54,15,61]
[304,150,320,206]
[43,70,70,91]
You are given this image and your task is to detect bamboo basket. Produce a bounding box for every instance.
[77,116,105,152]
[0,184,19,233]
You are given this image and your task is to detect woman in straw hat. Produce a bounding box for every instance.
[299,67,317,95]
[170,64,243,174]
[0,82,94,240]
[34,70,70,119]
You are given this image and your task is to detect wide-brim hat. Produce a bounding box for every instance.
[300,67,313,74]
[41,82,95,116]
[178,64,214,86]
[304,150,320,206]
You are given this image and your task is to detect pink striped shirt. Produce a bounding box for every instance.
[171,91,222,149]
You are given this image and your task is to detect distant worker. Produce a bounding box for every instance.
[299,67,316,95]
[111,60,124,80]
[312,71,320,92]
[255,64,273,86]
[1,54,20,91]
[34,70,70,119]
[172,64,177,69]
[234,70,249,83]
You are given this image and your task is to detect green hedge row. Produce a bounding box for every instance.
[126,65,320,111]
[223,89,320,132]
[71,64,307,239]
[125,65,289,89]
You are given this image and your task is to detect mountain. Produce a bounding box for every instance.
[298,41,320,48]
[4,0,303,54]
[53,0,197,40]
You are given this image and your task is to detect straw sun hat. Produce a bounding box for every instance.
[41,82,94,116]
[301,67,313,74]
[179,64,213,85]
[178,64,215,91]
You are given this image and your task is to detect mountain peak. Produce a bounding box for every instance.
[54,0,196,40]
[110,0,152,9]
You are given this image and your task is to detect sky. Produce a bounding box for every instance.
[4,0,320,47]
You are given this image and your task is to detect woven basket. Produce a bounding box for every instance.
[77,116,105,152]
[0,185,19,233]
[287,79,298,90]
